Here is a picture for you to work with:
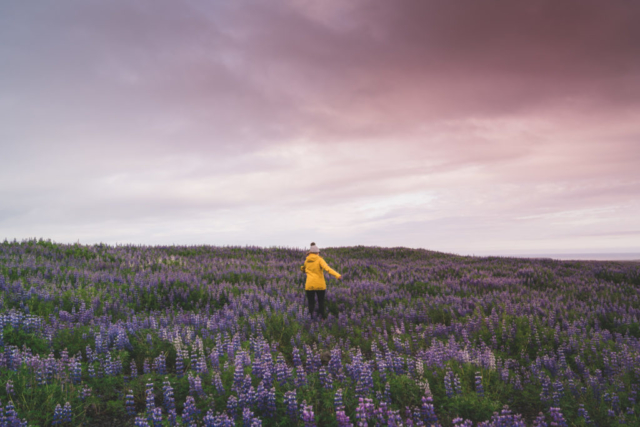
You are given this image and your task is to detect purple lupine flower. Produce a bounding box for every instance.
[552,380,563,406]
[335,389,345,412]
[71,358,82,384]
[4,401,27,426]
[242,407,256,427]
[227,395,239,419]
[36,368,45,386]
[182,395,200,424]
[203,409,216,427]
[374,402,387,425]
[284,390,297,421]
[262,365,273,389]
[577,404,590,424]
[212,372,225,395]
[301,400,316,427]
[475,372,484,397]
[453,373,462,395]
[238,392,249,410]
[163,378,175,412]
[145,381,155,422]
[444,369,454,398]
[328,349,345,381]
[478,406,526,427]
[266,387,276,418]
[276,355,289,385]
[176,351,184,379]
[611,393,620,412]
[319,367,333,390]
[151,407,163,427]
[355,398,368,427]
[295,365,307,388]
[255,382,267,413]
[252,355,264,379]
[134,416,150,427]
[292,347,303,369]
[549,407,567,427]
[104,352,114,376]
[242,374,252,396]
[336,409,354,427]
[452,418,473,427]
[52,404,64,426]
[81,385,92,401]
[386,410,403,427]
[6,380,14,396]
[532,412,548,427]
[95,332,103,354]
[167,409,178,426]
[188,373,197,397]
[130,360,139,379]
[153,353,167,375]
[540,375,551,404]
[126,390,136,416]
[384,382,392,404]
[233,360,245,393]
[197,354,208,375]
[188,350,197,374]
[419,396,439,425]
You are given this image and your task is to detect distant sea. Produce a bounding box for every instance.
[506,253,640,261]
[459,251,640,261]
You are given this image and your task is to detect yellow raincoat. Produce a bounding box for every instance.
[300,253,341,291]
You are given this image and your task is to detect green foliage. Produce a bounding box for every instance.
[3,326,49,354]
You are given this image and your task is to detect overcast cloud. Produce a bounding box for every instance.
[1,0,639,256]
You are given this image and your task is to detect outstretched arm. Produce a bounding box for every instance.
[320,258,341,279]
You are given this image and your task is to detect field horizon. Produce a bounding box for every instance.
[5,237,639,263]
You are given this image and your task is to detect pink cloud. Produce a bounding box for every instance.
[0,0,639,255]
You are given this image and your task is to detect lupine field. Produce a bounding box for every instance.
[1,240,640,426]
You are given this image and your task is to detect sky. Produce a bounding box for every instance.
[1,0,639,257]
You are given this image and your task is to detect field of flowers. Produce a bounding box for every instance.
[1,239,640,426]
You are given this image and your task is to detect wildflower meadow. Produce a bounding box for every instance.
[1,238,639,426]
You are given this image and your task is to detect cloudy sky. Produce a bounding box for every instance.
[1,0,639,256]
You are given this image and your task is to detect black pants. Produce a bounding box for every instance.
[306,290,326,319]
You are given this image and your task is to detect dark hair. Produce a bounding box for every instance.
[310,242,316,246]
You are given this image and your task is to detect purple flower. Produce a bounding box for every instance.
[52,404,63,426]
[134,416,150,427]
[163,378,175,412]
[301,400,316,427]
[549,407,568,427]
[145,381,155,422]
[453,418,473,427]
[151,407,162,427]
[284,390,297,421]
[182,396,200,424]
[126,390,136,416]
[212,372,225,395]
[227,395,238,419]
[475,372,484,397]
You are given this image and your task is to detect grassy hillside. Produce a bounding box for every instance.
[0,238,639,425]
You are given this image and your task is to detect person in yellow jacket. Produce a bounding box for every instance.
[300,242,341,319]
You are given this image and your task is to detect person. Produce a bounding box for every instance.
[300,242,341,319]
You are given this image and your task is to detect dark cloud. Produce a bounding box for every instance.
[0,0,639,253]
